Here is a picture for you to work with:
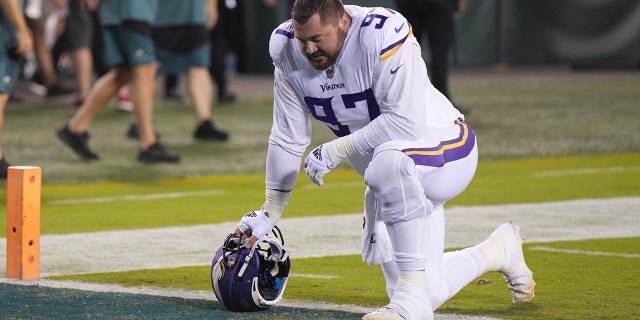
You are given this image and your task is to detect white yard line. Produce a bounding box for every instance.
[530,246,640,258]
[48,190,225,205]
[531,166,640,177]
[1,197,638,277]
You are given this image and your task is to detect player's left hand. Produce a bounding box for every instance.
[304,141,342,186]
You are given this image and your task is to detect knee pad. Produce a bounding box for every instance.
[365,150,428,223]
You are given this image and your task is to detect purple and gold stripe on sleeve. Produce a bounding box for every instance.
[402,119,476,167]
[275,28,295,39]
[380,28,413,62]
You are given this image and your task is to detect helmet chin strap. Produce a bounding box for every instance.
[237,236,262,277]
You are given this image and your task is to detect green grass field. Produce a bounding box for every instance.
[2,70,640,319]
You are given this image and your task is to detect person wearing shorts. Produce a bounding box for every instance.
[0,0,33,177]
[56,0,180,163]
[147,0,228,141]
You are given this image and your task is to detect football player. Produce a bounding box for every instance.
[235,1,535,319]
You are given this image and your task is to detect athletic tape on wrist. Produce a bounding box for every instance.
[328,135,357,164]
[263,189,291,221]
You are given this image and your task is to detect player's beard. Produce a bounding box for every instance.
[307,27,347,70]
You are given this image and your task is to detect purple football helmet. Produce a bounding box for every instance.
[211,227,291,312]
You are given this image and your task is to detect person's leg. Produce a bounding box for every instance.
[30,22,57,88]
[129,63,158,150]
[423,0,455,99]
[187,67,229,141]
[364,150,434,320]
[394,0,425,45]
[67,66,131,133]
[164,73,179,99]
[186,67,212,123]
[72,48,94,102]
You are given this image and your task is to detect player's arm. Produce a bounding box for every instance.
[304,28,425,186]
[0,0,33,56]
[350,31,428,154]
[237,68,310,247]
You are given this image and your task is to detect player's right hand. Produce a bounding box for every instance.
[236,210,275,247]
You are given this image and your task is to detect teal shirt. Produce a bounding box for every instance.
[100,0,158,26]
[154,0,207,27]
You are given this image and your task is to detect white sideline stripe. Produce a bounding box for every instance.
[301,181,365,189]
[1,197,639,277]
[530,246,640,258]
[531,166,640,177]
[48,190,225,205]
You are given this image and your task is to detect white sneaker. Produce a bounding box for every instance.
[362,307,405,320]
[482,222,536,303]
[116,94,133,112]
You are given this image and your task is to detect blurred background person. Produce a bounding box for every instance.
[0,0,34,177]
[57,0,180,163]
[51,0,133,110]
[24,0,73,97]
[207,0,241,104]
[394,0,469,114]
[131,0,229,141]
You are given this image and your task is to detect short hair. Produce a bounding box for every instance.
[291,0,345,26]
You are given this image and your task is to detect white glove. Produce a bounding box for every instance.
[304,141,342,186]
[236,210,275,240]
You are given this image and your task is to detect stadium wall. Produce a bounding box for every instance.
[240,0,640,73]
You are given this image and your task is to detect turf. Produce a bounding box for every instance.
[50,237,640,320]
[2,74,638,185]
[1,153,638,236]
[2,71,640,319]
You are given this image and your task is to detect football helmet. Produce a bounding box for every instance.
[211,226,291,312]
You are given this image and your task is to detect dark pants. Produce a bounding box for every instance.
[395,0,455,99]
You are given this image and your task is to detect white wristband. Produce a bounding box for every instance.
[262,189,291,222]
[329,135,358,163]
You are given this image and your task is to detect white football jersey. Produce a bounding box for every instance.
[266,5,464,190]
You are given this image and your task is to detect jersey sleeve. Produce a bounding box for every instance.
[266,28,312,190]
[269,67,312,157]
[350,9,430,154]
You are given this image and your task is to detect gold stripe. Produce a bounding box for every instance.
[404,121,468,156]
[380,28,414,62]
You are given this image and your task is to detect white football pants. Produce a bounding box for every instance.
[362,121,484,318]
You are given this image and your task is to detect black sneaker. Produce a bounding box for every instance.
[56,126,99,160]
[46,84,75,97]
[137,143,180,163]
[126,123,139,139]
[194,120,229,141]
[218,91,237,104]
[126,123,160,140]
[0,156,11,179]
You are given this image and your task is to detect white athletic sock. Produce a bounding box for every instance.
[431,248,485,309]
[476,237,504,272]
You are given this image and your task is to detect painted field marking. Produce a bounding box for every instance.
[531,166,640,177]
[301,181,365,189]
[2,197,638,277]
[530,246,640,258]
[48,190,225,205]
